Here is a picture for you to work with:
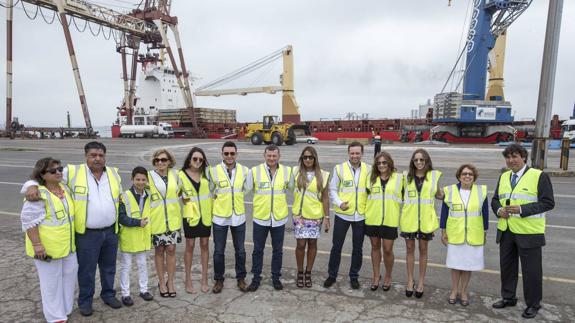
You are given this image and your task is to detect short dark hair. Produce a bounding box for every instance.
[456,164,479,181]
[348,141,364,153]
[222,141,237,151]
[131,166,148,179]
[265,144,280,153]
[31,157,61,185]
[84,141,106,154]
[502,143,528,162]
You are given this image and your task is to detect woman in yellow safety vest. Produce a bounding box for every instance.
[21,157,77,323]
[148,149,182,298]
[179,147,212,294]
[400,148,444,298]
[365,151,403,291]
[440,164,488,306]
[292,146,330,288]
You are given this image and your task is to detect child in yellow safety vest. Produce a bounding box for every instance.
[118,166,154,306]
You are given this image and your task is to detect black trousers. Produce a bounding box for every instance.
[499,230,543,307]
[327,216,365,279]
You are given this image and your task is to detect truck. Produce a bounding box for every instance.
[562,119,575,142]
[119,122,174,138]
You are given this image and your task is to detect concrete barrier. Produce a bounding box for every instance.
[336,138,370,145]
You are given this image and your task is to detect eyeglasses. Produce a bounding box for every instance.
[377,161,389,166]
[154,158,169,163]
[413,158,425,163]
[45,166,64,174]
[302,155,315,161]
[460,172,474,177]
[223,152,236,157]
[192,157,204,163]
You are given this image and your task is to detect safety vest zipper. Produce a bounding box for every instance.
[381,184,385,226]
[269,168,276,225]
[299,187,306,217]
[230,169,235,215]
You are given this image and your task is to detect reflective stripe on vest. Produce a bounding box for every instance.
[444,184,486,246]
[67,164,121,234]
[497,168,545,234]
[25,185,76,259]
[333,162,368,217]
[210,164,247,217]
[292,167,329,219]
[400,170,442,234]
[252,164,291,221]
[148,169,182,234]
[365,172,403,227]
[179,170,213,227]
[119,190,152,253]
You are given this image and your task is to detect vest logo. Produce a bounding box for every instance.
[74,186,86,194]
[218,181,229,188]
[343,180,353,187]
[55,210,66,220]
[408,190,417,198]
[452,204,463,211]
[151,193,160,201]
[259,182,270,189]
[371,187,380,193]
[522,188,529,191]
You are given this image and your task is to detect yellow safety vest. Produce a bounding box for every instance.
[400,170,442,233]
[497,168,545,234]
[365,172,403,227]
[179,170,213,227]
[67,164,122,234]
[444,184,487,246]
[148,169,182,234]
[119,190,152,253]
[292,166,330,219]
[209,163,248,217]
[25,184,76,259]
[252,164,292,221]
[333,162,369,216]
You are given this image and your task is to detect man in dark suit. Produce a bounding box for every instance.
[491,143,555,319]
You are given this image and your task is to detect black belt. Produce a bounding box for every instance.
[86,224,115,231]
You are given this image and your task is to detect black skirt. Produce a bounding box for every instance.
[365,225,398,240]
[183,219,211,238]
[400,231,434,241]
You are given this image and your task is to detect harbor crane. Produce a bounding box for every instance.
[4,0,204,137]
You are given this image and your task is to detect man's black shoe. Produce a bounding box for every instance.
[323,277,336,288]
[121,296,134,307]
[522,306,541,319]
[350,278,360,290]
[79,306,93,317]
[272,280,283,291]
[140,292,154,301]
[492,299,517,309]
[103,297,122,309]
[247,281,260,292]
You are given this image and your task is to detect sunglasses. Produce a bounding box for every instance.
[223,152,236,157]
[154,158,170,163]
[45,166,64,174]
[302,155,315,161]
[460,172,474,177]
[413,158,425,163]
[192,157,204,163]
[377,161,389,166]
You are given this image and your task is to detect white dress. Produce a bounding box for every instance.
[445,188,485,271]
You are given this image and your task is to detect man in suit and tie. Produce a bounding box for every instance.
[491,143,555,319]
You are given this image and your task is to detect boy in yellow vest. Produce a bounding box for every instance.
[118,166,154,306]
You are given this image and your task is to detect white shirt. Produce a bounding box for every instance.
[209,162,248,227]
[329,161,365,222]
[250,163,293,228]
[512,164,527,183]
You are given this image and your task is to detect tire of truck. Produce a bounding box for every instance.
[251,132,263,145]
[285,128,296,145]
[271,132,284,146]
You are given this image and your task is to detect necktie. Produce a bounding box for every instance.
[227,169,232,179]
[511,174,518,189]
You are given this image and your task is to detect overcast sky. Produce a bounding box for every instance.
[0,0,573,128]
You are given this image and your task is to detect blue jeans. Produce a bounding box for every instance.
[251,222,285,283]
[75,226,118,309]
[327,216,365,279]
[212,223,246,281]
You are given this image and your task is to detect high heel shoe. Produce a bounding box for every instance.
[370,275,381,291]
[158,283,169,298]
[405,282,414,298]
[304,271,312,288]
[415,284,424,298]
[296,271,304,288]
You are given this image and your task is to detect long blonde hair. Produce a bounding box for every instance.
[296,146,323,192]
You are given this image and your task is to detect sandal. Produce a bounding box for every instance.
[158,283,169,298]
[296,271,304,288]
[460,296,469,306]
[167,282,176,298]
[304,271,312,288]
[448,298,457,305]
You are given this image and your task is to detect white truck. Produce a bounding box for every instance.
[562,119,575,142]
[120,122,174,138]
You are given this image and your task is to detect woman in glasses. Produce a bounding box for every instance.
[21,157,77,322]
[440,164,488,306]
[365,151,403,291]
[148,149,182,297]
[400,148,443,298]
[179,147,212,294]
[292,146,330,288]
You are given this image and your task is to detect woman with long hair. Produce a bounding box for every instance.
[365,151,403,291]
[292,146,330,288]
[400,148,444,298]
[179,147,212,294]
[148,149,182,298]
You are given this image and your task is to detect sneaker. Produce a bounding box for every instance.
[237,278,248,292]
[139,292,154,301]
[323,277,336,288]
[247,281,260,292]
[272,280,283,291]
[103,297,122,309]
[121,296,134,307]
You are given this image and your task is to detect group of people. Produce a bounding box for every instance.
[20,141,554,322]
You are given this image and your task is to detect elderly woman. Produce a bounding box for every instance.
[440,164,488,306]
[21,157,77,323]
[148,149,182,297]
